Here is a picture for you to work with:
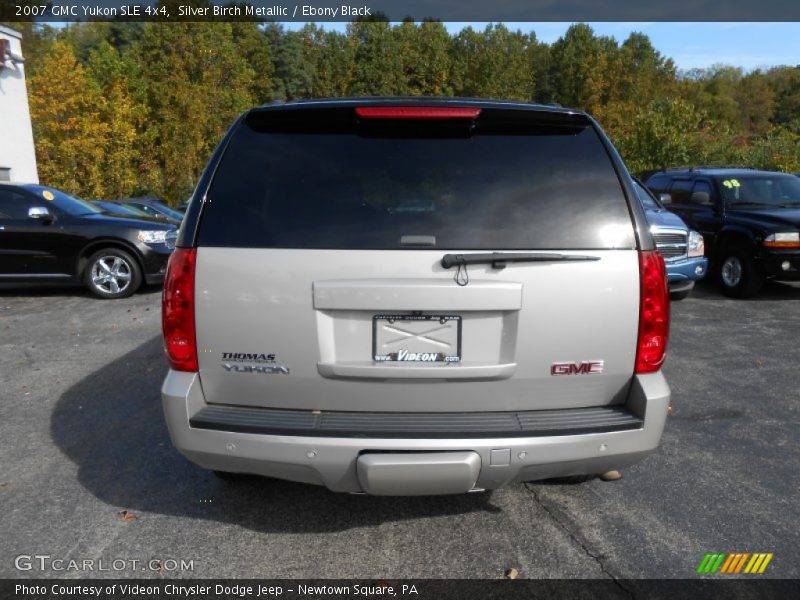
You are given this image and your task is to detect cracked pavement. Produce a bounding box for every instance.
[0,280,798,579]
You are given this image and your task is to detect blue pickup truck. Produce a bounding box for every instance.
[633,180,708,299]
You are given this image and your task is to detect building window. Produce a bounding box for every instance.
[0,168,11,182]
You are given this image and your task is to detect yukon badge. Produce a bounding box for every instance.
[551,361,604,376]
[221,352,290,374]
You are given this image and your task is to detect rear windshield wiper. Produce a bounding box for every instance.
[441,252,600,270]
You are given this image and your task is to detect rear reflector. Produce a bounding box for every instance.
[162,248,198,372]
[635,250,670,374]
[355,106,482,120]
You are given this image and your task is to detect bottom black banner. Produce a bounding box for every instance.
[2,579,799,600]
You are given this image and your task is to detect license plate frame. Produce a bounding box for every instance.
[373,314,462,363]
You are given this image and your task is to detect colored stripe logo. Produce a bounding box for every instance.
[696,553,773,574]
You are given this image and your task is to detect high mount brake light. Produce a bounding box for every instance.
[635,250,670,374]
[355,107,482,120]
[162,248,198,372]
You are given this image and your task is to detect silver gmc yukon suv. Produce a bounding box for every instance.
[161,98,671,495]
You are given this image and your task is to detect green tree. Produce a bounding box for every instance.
[86,41,145,198]
[136,20,255,202]
[265,24,315,101]
[744,126,800,172]
[612,98,738,175]
[231,22,274,104]
[348,19,405,95]
[394,20,452,96]
[548,24,616,112]
[312,28,355,97]
[765,66,800,127]
[27,41,108,197]
[597,32,677,136]
[451,24,532,100]
[59,22,144,63]
[679,66,743,133]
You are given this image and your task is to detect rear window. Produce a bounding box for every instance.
[198,107,635,250]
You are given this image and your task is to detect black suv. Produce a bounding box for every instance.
[0,183,177,298]
[644,168,800,297]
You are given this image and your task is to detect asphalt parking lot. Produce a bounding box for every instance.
[1,279,798,580]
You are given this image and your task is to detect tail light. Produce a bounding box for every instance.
[355,106,482,120]
[635,250,670,373]
[162,248,197,372]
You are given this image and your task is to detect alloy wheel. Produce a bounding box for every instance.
[90,255,133,295]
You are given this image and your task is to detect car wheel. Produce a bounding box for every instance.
[718,248,763,298]
[85,248,142,299]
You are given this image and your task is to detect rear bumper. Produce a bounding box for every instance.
[161,371,670,494]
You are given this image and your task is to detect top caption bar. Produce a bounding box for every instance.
[3,0,800,22]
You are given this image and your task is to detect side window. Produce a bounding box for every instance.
[0,190,37,219]
[669,179,693,203]
[646,173,670,192]
[691,180,714,204]
[633,181,659,210]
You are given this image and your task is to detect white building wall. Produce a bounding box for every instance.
[0,25,39,184]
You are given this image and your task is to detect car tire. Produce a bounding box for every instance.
[670,289,692,301]
[717,247,763,298]
[84,248,142,299]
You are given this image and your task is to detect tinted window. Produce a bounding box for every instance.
[118,203,150,216]
[129,201,182,220]
[633,181,660,210]
[691,180,714,204]
[669,179,693,203]
[94,201,146,216]
[129,203,158,216]
[0,189,39,219]
[693,181,713,195]
[199,109,635,250]
[152,204,183,220]
[22,185,101,216]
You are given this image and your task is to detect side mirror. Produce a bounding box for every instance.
[690,191,711,205]
[28,206,54,222]
[658,193,672,205]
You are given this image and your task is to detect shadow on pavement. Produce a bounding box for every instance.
[51,336,500,533]
[0,283,163,298]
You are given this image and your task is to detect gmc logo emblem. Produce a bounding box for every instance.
[551,361,604,375]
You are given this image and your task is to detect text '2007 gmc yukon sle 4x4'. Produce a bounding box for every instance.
[161,98,671,496]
